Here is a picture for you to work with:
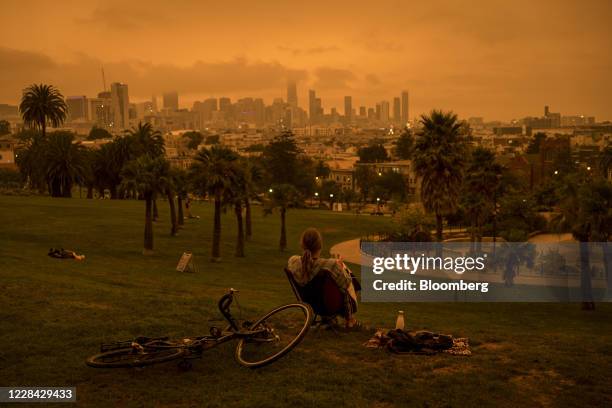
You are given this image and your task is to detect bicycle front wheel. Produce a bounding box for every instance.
[235,303,313,368]
[86,346,185,368]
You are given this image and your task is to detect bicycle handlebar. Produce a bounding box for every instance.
[218,289,240,331]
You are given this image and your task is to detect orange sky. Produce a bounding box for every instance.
[1,0,611,121]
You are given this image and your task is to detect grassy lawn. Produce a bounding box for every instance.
[0,195,611,407]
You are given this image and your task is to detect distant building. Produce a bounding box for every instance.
[89,94,112,128]
[380,101,390,123]
[401,91,409,125]
[110,83,129,129]
[287,81,298,108]
[0,137,17,170]
[66,96,88,122]
[163,91,179,111]
[393,97,401,124]
[344,96,352,123]
[309,90,322,124]
[0,104,19,119]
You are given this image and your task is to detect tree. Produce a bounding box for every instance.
[44,131,87,197]
[204,134,220,145]
[552,175,612,309]
[315,160,331,179]
[92,136,132,199]
[357,143,389,163]
[0,120,10,136]
[224,164,249,257]
[87,126,112,140]
[182,131,204,150]
[413,110,467,242]
[171,168,189,227]
[165,173,178,237]
[120,155,170,255]
[393,129,414,160]
[493,242,536,286]
[497,194,545,242]
[526,132,547,154]
[15,130,47,192]
[355,165,376,203]
[126,122,165,159]
[374,171,408,203]
[265,184,301,251]
[261,130,302,185]
[341,188,359,211]
[319,180,341,208]
[241,159,263,241]
[191,146,239,261]
[461,148,503,248]
[19,84,67,138]
[599,143,612,179]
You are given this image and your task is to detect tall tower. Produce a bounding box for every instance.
[393,97,401,123]
[309,90,317,124]
[287,81,298,108]
[344,96,352,124]
[110,82,129,129]
[163,91,179,111]
[401,90,409,125]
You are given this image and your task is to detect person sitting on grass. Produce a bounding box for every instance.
[287,228,361,329]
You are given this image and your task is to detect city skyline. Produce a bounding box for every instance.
[0,0,611,121]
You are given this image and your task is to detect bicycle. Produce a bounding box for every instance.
[86,289,314,369]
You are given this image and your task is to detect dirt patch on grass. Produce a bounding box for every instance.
[510,369,575,407]
[58,300,112,310]
[432,363,475,375]
[477,342,511,351]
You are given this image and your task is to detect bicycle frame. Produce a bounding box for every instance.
[103,289,271,356]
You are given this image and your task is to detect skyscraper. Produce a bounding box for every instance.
[344,96,352,123]
[393,97,401,123]
[110,83,129,129]
[401,90,409,125]
[380,101,390,123]
[308,90,317,124]
[163,91,179,110]
[287,81,298,108]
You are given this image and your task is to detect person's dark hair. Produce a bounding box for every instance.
[301,228,322,276]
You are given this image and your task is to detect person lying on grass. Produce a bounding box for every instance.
[287,228,361,329]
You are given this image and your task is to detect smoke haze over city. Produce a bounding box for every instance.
[0,0,611,120]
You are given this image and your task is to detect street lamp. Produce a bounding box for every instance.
[330,194,334,198]
[314,192,319,197]
[554,170,558,175]
[268,188,273,193]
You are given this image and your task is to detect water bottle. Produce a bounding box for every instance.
[395,311,405,330]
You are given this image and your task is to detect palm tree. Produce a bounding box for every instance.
[166,178,178,237]
[44,131,87,197]
[265,184,301,251]
[493,242,536,286]
[552,174,612,309]
[191,146,239,261]
[224,164,249,257]
[171,168,189,227]
[414,110,467,242]
[120,155,170,255]
[242,159,263,241]
[15,129,47,192]
[462,148,503,250]
[126,122,165,159]
[93,136,132,199]
[19,84,67,138]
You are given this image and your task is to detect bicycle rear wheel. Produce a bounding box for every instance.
[86,346,185,368]
[235,303,313,368]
